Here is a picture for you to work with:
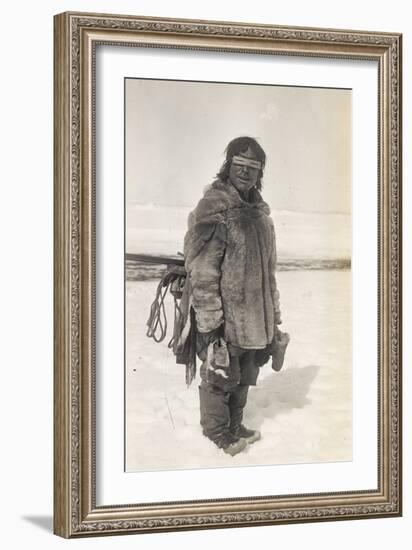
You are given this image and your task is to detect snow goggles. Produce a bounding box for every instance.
[231,155,262,170]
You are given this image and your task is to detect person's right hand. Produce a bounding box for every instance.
[198,326,223,347]
[196,325,224,361]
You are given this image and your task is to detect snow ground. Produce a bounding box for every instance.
[126,204,351,260]
[125,269,352,472]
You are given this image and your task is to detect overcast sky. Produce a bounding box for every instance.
[125,78,351,214]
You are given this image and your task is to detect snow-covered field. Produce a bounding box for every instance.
[125,269,352,472]
[126,204,351,261]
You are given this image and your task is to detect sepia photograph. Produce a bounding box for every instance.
[53,11,401,537]
[124,77,352,472]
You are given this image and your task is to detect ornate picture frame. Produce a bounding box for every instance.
[53,11,402,538]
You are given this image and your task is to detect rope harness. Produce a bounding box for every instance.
[146,263,198,386]
[146,265,187,349]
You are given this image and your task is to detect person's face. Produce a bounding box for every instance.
[228,147,261,197]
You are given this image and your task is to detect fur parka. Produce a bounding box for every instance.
[183,178,281,350]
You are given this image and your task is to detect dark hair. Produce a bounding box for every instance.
[217,136,266,191]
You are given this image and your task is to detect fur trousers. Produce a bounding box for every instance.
[198,350,258,447]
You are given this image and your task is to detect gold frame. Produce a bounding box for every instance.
[53,11,402,538]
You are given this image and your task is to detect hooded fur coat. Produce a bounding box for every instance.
[183,178,281,350]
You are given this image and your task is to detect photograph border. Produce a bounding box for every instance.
[53,11,402,538]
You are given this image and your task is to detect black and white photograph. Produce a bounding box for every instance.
[125,78,352,471]
[1,0,407,544]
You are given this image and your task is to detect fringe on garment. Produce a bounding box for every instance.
[175,307,197,387]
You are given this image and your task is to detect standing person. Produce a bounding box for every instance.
[183,136,282,456]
